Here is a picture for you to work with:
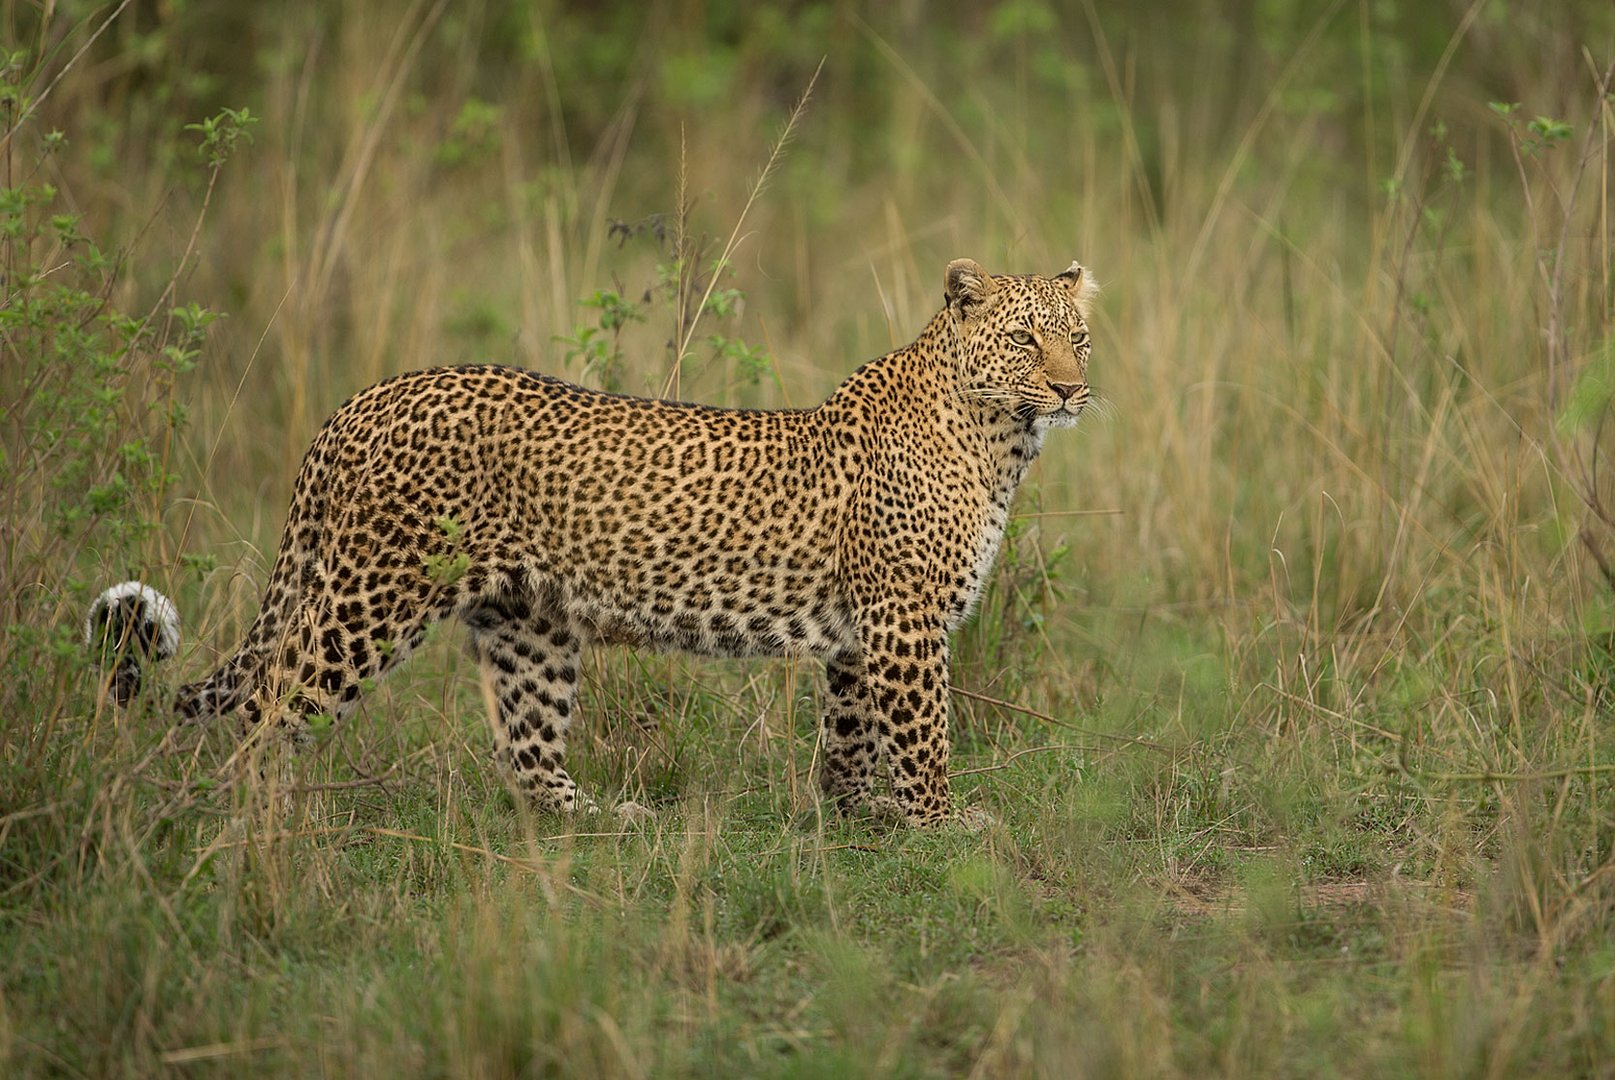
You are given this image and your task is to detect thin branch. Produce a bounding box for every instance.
[160,1039,283,1067]
[950,684,1169,752]
[143,164,221,326]
[190,824,620,907]
[135,765,404,796]
[661,58,823,398]
[0,0,136,158]
[952,743,1094,777]
[1545,56,1615,399]
[1398,761,1615,785]
[668,124,691,400]
[1010,508,1124,520]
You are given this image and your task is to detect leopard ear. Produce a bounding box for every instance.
[945,258,997,320]
[1054,260,1099,315]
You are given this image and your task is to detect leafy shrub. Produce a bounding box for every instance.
[0,45,252,894]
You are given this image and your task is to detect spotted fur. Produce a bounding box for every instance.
[169,257,1096,825]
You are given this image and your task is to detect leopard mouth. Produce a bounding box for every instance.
[1031,399,1084,424]
[1040,404,1084,427]
[1014,399,1083,431]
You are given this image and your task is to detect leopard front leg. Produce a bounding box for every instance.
[463,599,588,814]
[858,607,953,827]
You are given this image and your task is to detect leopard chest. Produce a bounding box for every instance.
[946,427,1043,627]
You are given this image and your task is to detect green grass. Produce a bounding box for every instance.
[5,609,1611,1076]
[5,1,1615,1075]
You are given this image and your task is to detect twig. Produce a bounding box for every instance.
[1544,56,1615,400]
[159,1038,282,1066]
[0,801,62,828]
[1010,508,1123,520]
[307,0,451,305]
[194,823,634,859]
[134,767,403,796]
[950,684,1168,752]
[1175,0,1350,286]
[365,825,572,870]
[751,841,881,858]
[952,743,1093,777]
[0,0,136,158]
[1398,762,1615,785]
[667,124,691,400]
[661,58,823,397]
[853,17,1021,229]
[143,163,221,327]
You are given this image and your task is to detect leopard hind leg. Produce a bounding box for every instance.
[459,593,588,814]
[243,571,448,751]
[817,651,881,812]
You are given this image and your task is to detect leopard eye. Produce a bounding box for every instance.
[1010,329,1035,347]
[1070,329,1089,347]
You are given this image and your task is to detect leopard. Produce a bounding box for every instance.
[96,257,1097,827]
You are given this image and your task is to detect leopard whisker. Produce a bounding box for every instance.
[1084,389,1117,424]
[955,386,1020,406]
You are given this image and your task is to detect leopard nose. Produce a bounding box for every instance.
[1050,382,1081,401]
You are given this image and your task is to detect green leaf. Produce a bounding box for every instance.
[1527,116,1572,143]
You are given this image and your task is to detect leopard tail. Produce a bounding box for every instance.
[173,466,329,721]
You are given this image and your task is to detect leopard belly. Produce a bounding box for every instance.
[561,578,857,659]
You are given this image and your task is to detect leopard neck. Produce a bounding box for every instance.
[896,309,1048,496]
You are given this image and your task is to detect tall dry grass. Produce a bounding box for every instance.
[5,1,1615,1074]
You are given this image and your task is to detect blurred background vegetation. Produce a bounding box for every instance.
[5,0,1615,1075]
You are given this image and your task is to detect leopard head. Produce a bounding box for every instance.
[943,257,1096,430]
